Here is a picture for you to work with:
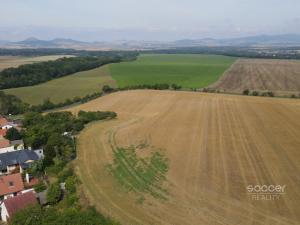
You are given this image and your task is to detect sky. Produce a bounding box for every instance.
[0,0,300,41]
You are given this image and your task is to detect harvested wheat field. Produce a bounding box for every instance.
[0,55,73,71]
[72,90,300,225]
[211,59,300,95]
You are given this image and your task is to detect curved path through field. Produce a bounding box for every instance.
[71,90,300,225]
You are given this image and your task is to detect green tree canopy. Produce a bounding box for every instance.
[5,127,22,141]
[46,183,62,204]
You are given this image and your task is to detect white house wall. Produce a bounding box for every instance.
[0,146,15,154]
[0,202,9,222]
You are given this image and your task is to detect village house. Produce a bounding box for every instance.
[0,117,21,131]
[10,140,25,151]
[0,139,14,154]
[0,118,13,130]
[0,129,7,138]
[0,173,24,200]
[0,191,37,222]
[0,149,44,175]
[0,139,25,154]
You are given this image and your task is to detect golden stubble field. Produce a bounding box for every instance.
[211,58,300,95]
[0,55,74,71]
[71,90,300,225]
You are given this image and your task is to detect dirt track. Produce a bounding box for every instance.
[211,59,300,95]
[72,90,300,225]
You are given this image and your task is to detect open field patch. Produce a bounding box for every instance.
[107,144,169,201]
[73,90,300,225]
[4,65,116,105]
[211,58,300,95]
[110,54,236,89]
[0,55,73,71]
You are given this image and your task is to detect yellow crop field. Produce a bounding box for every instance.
[0,55,73,71]
[211,58,300,95]
[71,90,300,225]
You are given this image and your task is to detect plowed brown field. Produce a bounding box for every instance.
[72,90,300,225]
[211,59,300,95]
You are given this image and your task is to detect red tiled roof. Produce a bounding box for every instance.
[0,129,8,137]
[3,191,37,218]
[0,173,24,196]
[0,139,10,148]
[0,118,9,127]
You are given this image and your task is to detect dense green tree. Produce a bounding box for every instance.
[0,91,29,115]
[23,111,117,166]
[5,127,22,141]
[171,84,182,90]
[243,89,250,95]
[65,176,77,193]
[102,85,114,93]
[46,183,62,204]
[9,205,43,225]
[10,206,120,225]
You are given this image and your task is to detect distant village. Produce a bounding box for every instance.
[0,115,44,223]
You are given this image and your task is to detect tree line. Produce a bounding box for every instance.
[0,48,138,58]
[0,82,182,116]
[0,56,121,89]
[103,83,182,93]
[0,90,106,115]
[145,46,300,60]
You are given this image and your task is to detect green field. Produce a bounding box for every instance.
[3,54,235,105]
[110,54,236,88]
[4,65,116,105]
[107,144,169,201]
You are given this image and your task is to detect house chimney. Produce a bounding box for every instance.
[25,173,30,183]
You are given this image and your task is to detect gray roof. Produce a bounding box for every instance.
[0,150,39,170]
[36,190,47,205]
[10,140,24,146]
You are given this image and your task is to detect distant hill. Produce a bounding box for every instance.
[5,37,89,48]
[173,34,300,47]
[221,34,300,46]
[1,34,300,49]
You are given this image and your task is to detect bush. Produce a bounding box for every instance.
[45,159,67,175]
[58,167,74,182]
[28,161,45,176]
[33,181,47,193]
[10,205,43,225]
[102,85,114,93]
[290,94,297,98]
[5,127,22,141]
[0,91,29,115]
[171,84,182,90]
[46,183,62,204]
[78,111,117,124]
[261,91,274,97]
[65,176,77,193]
[11,205,121,225]
[243,89,250,95]
[252,91,259,96]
